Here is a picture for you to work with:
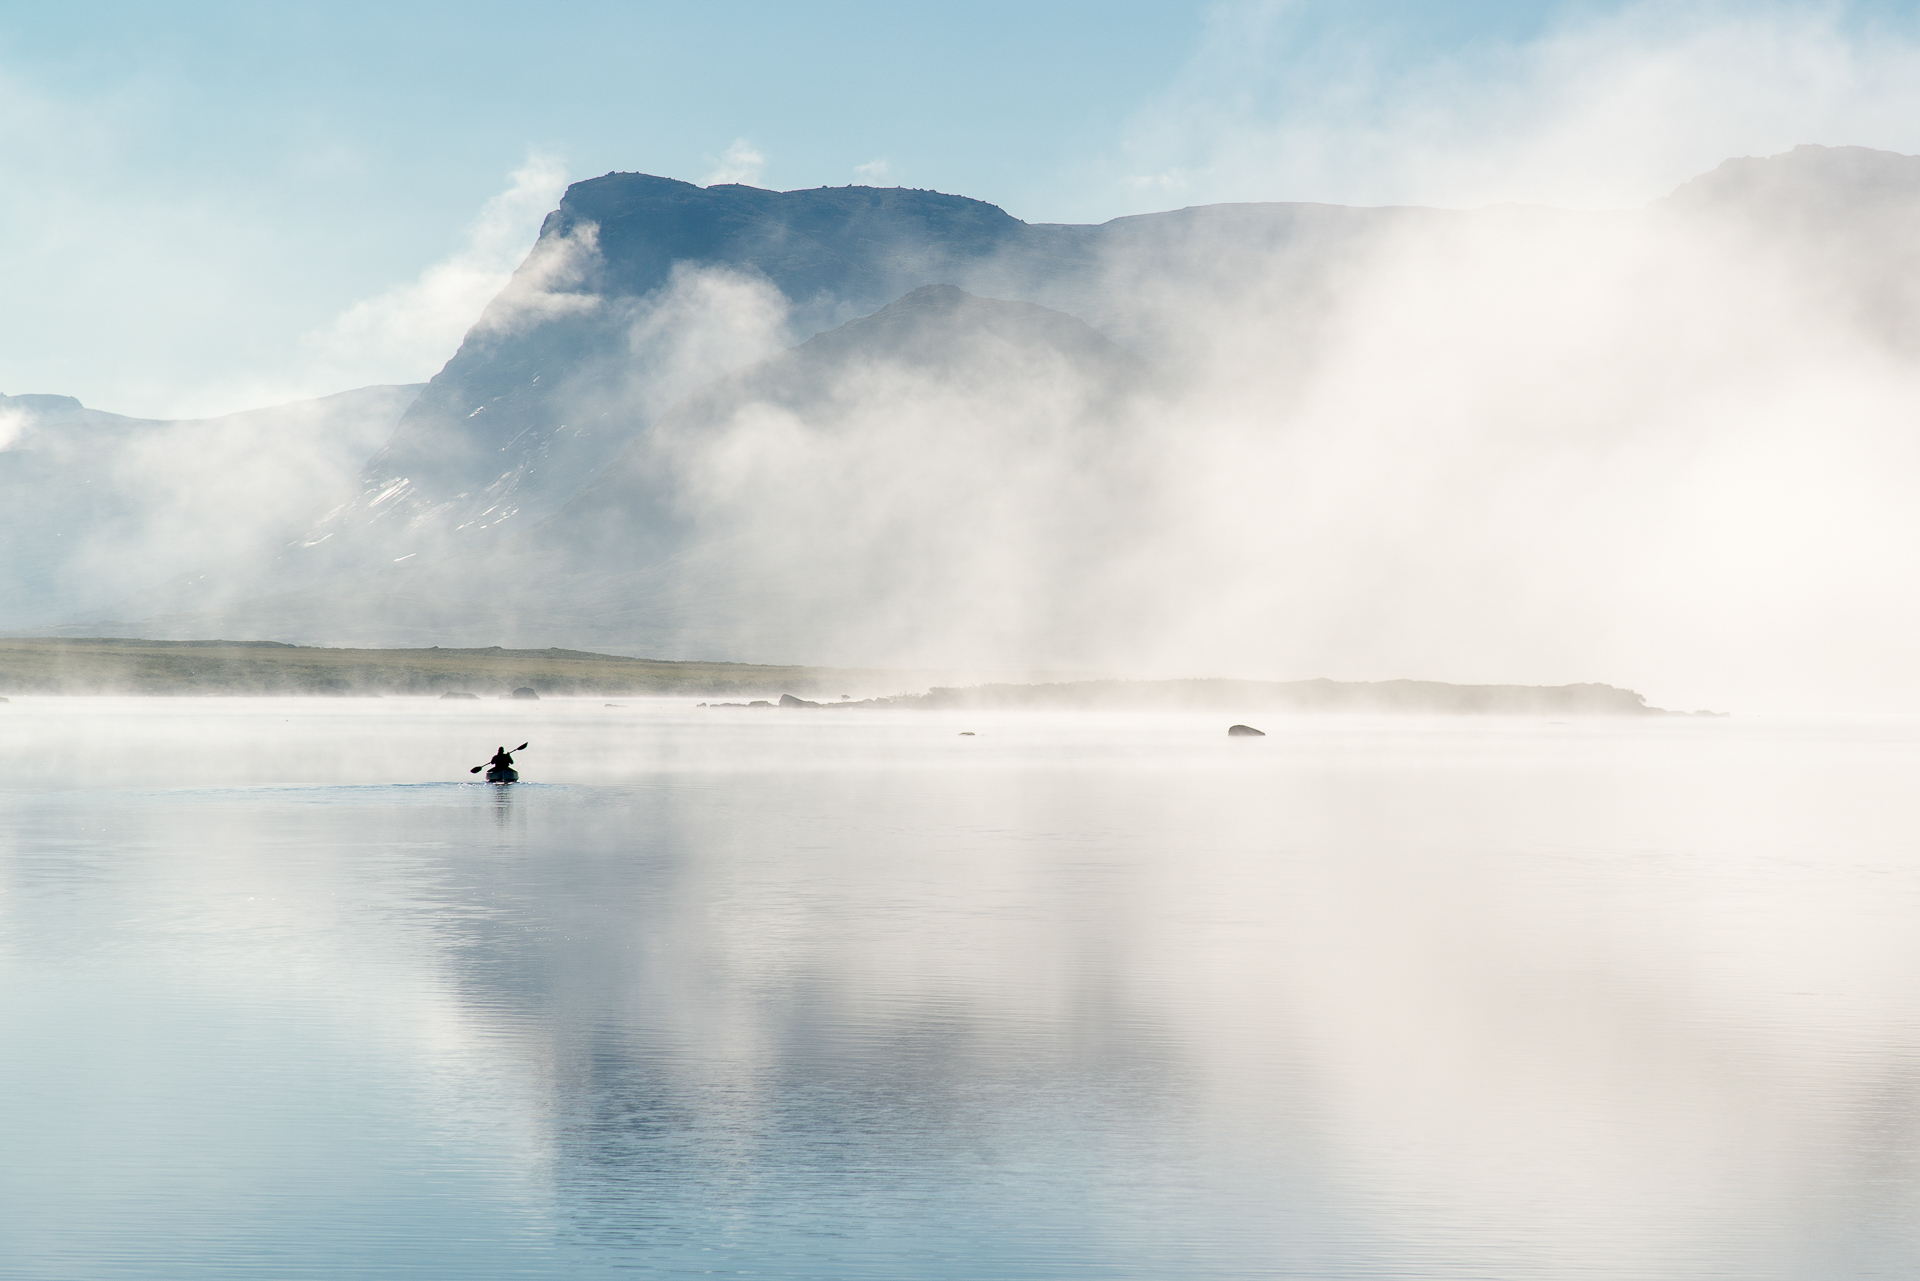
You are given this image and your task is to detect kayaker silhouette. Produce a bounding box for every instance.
[470,741,528,781]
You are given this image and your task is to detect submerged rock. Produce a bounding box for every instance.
[1227,724,1266,737]
[510,687,539,700]
[439,691,480,700]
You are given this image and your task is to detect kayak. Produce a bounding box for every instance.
[485,767,518,784]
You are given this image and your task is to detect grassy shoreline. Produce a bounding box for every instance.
[0,638,926,698]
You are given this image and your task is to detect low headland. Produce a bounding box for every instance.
[742,679,1716,716]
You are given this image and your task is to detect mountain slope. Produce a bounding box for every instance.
[276,176,1431,585]
[1659,143,1920,350]
[94,287,1159,657]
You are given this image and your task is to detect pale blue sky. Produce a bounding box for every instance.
[4,0,1920,414]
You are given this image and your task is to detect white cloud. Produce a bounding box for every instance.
[624,262,792,418]
[306,154,572,373]
[702,138,767,187]
[156,154,571,414]
[470,221,602,337]
[854,158,890,183]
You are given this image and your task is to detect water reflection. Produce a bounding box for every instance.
[425,777,1207,1273]
[3,705,1920,1277]
[487,776,516,828]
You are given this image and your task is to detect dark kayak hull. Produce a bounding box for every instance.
[485,767,518,784]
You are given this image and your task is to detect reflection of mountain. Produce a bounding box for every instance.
[417,776,1200,1270]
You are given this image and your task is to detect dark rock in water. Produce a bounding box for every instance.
[1227,724,1266,737]
[439,691,480,700]
[959,731,975,736]
[779,693,821,707]
[749,699,773,708]
[511,687,539,700]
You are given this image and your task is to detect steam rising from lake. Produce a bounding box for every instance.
[17,160,1918,718]
[500,170,1920,716]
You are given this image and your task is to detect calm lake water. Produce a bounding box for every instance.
[3,697,1919,1278]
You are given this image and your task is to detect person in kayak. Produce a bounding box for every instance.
[489,745,515,773]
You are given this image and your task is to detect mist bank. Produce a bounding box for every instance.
[23,145,1920,713]
[773,679,1707,716]
[0,385,421,628]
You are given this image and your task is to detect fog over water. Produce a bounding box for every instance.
[5,700,1920,1277]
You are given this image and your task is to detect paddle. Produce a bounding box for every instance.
[470,742,529,774]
